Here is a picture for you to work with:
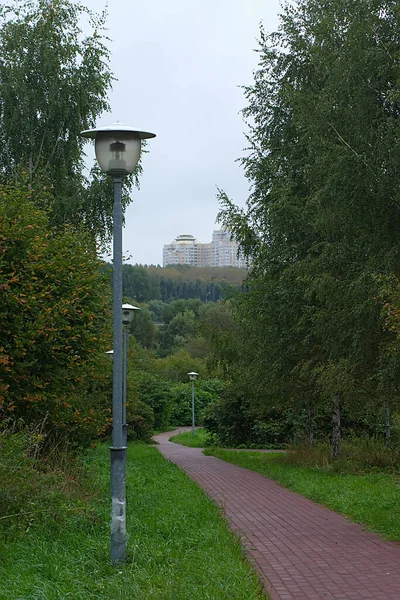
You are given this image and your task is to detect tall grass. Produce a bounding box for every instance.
[285,438,400,474]
[0,423,92,539]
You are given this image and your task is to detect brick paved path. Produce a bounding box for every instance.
[153,428,400,600]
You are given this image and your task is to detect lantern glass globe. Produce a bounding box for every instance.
[122,303,140,325]
[80,123,156,177]
[95,132,141,176]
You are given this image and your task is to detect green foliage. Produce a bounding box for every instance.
[211,0,400,450]
[126,303,156,349]
[150,349,205,382]
[126,400,154,443]
[133,371,172,430]
[0,0,132,242]
[202,374,388,448]
[147,299,165,322]
[184,335,210,359]
[0,421,93,539]
[203,393,255,448]
[130,350,226,432]
[200,300,241,377]
[170,428,215,448]
[158,310,199,354]
[0,184,112,446]
[122,264,155,302]
[114,263,246,304]
[168,382,217,427]
[162,298,203,324]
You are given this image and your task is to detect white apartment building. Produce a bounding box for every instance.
[162,234,199,267]
[163,230,247,268]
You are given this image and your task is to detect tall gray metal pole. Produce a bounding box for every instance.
[191,380,195,436]
[123,323,128,447]
[110,176,126,564]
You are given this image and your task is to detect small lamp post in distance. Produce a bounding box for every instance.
[80,122,155,565]
[122,303,140,446]
[187,372,199,436]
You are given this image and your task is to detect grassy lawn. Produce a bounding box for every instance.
[169,428,212,448]
[204,448,400,542]
[0,443,266,600]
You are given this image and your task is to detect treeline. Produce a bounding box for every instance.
[102,263,246,303]
[201,0,400,453]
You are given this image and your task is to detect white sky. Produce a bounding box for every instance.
[83,0,282,265]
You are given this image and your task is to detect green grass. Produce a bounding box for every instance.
[170,428,212,448]
[204,448,400,542]
[0,443,266,600]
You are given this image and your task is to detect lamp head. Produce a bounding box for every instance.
[187,371,199,381]
[122,303,140,325]
[80,123,156,176]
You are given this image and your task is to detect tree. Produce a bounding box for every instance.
[217,0,400,451]
[0,0,135,243]
[128,303,156,349]
[147,299,166,322]
[122,265,152,302]
[0,182,112,445]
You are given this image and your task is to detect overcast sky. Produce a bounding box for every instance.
[83,0,282,265]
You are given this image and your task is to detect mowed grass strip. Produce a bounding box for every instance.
[203,448,400,542]
[169,428,211,448]
[0,444,267,600]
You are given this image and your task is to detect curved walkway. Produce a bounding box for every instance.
[154,428,400,600]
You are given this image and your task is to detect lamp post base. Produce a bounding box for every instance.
[110,446,127,564]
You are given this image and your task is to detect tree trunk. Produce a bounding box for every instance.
[331,392,341,458]
[385,403,391,449]
[306,399,314,445]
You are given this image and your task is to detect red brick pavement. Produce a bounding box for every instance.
[153,428,400,600]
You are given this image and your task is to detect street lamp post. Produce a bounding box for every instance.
[81,123,155,565]
[122,303,140,446]
[187,372,199,436]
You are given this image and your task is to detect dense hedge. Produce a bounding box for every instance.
[0,184,113,448]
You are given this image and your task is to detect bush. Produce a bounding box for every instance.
[0,420,90,537]
[126,400,155,442]
[0,183,112,448]
[203,393,255,447]
[169,382,216,427]
[133,371,172,430]
[130,366,224,431]
[151,349,206,382]
[203,388,298,448]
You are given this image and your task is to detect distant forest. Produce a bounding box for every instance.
[103,264,247,303]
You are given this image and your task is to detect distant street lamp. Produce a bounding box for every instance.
[187,372,199,436]
[122,303,140,446]
[81,123,155,565]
